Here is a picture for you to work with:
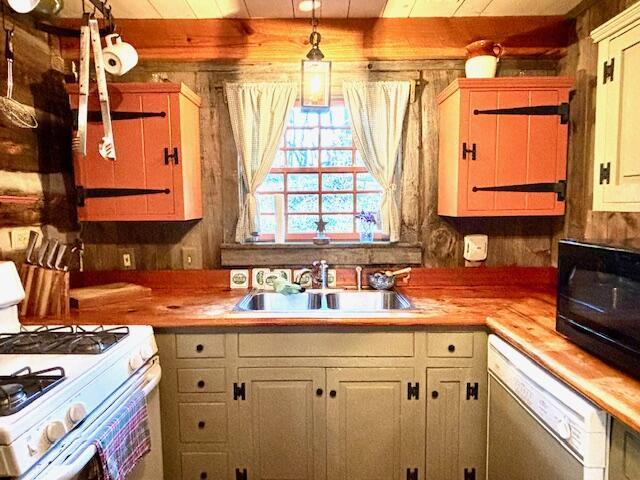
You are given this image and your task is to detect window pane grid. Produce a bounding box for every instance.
[258,104,382,241]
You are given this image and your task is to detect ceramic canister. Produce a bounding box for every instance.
[465,40,504,78]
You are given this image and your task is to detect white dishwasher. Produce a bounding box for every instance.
[487,335,609,480]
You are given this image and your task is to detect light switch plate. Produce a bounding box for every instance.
[9,228,31,250]
[464,234,488,262]
[181,247,202,270]
[118,248,136,270]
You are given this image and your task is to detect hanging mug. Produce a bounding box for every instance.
[464,40,504,78]
[102,34,139,76]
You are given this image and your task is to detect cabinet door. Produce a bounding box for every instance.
[238,368,326,480]
[326,368,424,480]
[609,419,640,480]
[465,89,566,215]
[426,368,486,480]
[595,25,640,212]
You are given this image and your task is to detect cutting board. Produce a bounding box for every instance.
[70,283,152,310]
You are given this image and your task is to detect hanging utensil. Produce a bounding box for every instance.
[0,14,38,129]
[89,15,116,160]
[34,0,65,16]
[7,0,39,14]
[72,13,91,155]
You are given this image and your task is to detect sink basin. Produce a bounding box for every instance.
[325,291,411,311]
[234,290,411,312]
[235,292,323,312]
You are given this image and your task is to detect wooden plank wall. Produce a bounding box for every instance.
[0,14,76,264]
[554,0,640,263]
[79,58,560,270]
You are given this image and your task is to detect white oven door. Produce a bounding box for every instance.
[23,358,163,480]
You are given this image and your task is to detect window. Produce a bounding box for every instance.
[256,103,383,241]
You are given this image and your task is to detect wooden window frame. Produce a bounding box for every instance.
[257,102,384,242]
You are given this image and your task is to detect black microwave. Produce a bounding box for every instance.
[556,239,640,379]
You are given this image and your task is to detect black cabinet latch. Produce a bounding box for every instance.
[466,382,479,400]
[235,468,247,480]
[599,163,611,185]
[164,147,179,165]
[406,467,418,480]
[233,382,246,401]
[464,467,476,480]
[473,102,570,125]
[603,58,615,84]
[472,180,567,202]
[75,186,170,207]
[462,142,477,160]
[407,383,420,400]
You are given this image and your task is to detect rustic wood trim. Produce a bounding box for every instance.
[57,17,573,62]
[220,243,423,267]
[0,195,39,205]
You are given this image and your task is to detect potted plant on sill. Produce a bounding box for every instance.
[355,211,377,243]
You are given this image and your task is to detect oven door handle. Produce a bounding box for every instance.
[142,362,162,397]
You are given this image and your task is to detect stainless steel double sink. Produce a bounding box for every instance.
[234,290,412,313]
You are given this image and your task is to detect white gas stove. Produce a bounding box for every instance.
[0,261,161,479]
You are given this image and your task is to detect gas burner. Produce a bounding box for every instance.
[0,326,129,355]
[0,367,65,416]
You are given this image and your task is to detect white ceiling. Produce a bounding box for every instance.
[60,0,583,19]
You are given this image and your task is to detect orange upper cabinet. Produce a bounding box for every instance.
[437,77,573,217]
[67,82,203,221]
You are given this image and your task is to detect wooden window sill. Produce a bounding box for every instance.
[220,242,422,267]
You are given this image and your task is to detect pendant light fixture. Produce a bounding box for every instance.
[301,0,331,109]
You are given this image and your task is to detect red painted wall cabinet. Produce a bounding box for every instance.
[437,77,573,217]
[67,82,203,221]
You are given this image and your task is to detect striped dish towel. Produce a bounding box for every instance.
[88,391,151,480]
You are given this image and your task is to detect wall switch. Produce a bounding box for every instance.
[464,234,488,262]
[181,247,202,270]
[10,229,31,250]
[118,249,136,270]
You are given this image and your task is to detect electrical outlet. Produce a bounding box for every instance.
[181,247,202,270]
[118,249,136,270]
[9,229,31,250]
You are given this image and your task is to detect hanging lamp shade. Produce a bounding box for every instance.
[301,13,331,109]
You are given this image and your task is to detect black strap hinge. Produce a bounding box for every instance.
[233,382,246,401]
[235,468,247,480]
[76,186,170,207]
[462,142,477,160]
[408,382,420,400]
[599,162,611,185]
[472,180,567,202]
[603,58,615,84]
[466,382,479,400]
[473,102,570,124]
[164,147,179,165]
[406,467,418,480]
[464,467,476,480]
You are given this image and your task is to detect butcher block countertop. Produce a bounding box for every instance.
[21,267,640,433]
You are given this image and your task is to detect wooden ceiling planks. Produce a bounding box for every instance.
[57,16,573,61]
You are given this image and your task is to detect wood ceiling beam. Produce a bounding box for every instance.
[57,17,574,61]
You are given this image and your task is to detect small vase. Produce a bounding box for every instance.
[359,221,374,243]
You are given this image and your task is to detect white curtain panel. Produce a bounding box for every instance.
[343,81,411,242]
[225,82,297,243]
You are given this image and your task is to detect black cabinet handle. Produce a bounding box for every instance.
[197,380,205,389]
[198,421,206,429]
[432,390,439,399]
[196,344,204,353]
[316,388,323,397]
[200,472,208,480]
[448,344,456,353]
[329,390,337,398]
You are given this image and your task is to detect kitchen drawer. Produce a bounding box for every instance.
[178,368,226,393]
[427,333,474,358]
[179,403,228,443]
[176,335,225,359]
[238,332,414,357]
[181,452,227,480]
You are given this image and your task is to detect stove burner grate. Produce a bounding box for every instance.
[0,326,129,355]
[0,367,65,416]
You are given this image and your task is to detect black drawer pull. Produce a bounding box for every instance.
[196,344,204,353]
[198,421,206,429]
[200,472,208,480]
[316,388,323,397]
[448,344,456,352]
[329,390,337,398]
[197,380,205,388]
[432,390,439,399]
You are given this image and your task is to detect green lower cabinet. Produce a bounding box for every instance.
[426,368,487,480]
[610,419,640,480]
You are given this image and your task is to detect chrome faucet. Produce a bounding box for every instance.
[355,266,363,290]
[311,260,329,289]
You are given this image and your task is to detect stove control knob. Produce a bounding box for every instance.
[129,353,144,372]
[67,403,88,424]
[45,420,67,444]
[556,419,572,440]
[140,344,154,361]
